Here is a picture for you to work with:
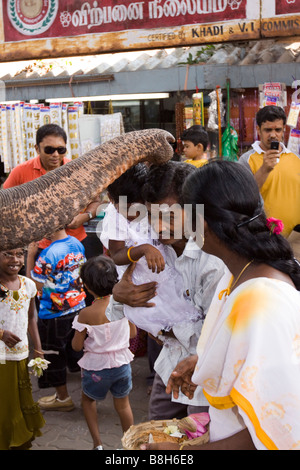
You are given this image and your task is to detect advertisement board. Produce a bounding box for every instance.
[261,0,300,38]
[0,0,298,61]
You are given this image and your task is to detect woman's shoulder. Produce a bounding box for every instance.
[226,277,300,335]
[232,276,299,310]
[238,275,297,291]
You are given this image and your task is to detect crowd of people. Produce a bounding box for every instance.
[0,104,299,451]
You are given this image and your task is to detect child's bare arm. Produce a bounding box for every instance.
[72,309,87,352]
[109,240,129,265]
[72,329,87,352]
[129,321,137,339]
[26,242,39,278]
[27,298,43,357]
[109,240,165,273]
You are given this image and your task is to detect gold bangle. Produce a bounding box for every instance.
[34,349,44,355]
[0,329,4,341]
[127,246,136,263]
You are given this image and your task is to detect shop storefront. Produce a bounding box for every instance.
[0,0,299,177]
[0,37,299,176]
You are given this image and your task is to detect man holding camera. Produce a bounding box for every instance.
[239,105,300,249]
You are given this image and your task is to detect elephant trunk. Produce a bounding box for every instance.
[0,129,174,250]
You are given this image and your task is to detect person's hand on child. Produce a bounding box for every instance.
[112,263,157,308]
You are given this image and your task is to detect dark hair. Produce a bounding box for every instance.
[182,160,300,290]
[142,161,195,207]
[107,163,149,204]
[256,105,287,127]
[181,125,209,151]
[80,255,118,297]
[36,124,67,146]
[0,285,8,300]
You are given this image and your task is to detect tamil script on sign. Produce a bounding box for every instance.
[4,0,247,40]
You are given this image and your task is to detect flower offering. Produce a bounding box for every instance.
[28,357,50,377]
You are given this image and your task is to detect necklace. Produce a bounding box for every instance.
[92,295,110,304]
[219,260,254,300]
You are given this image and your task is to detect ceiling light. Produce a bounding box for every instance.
[45,93,169,103]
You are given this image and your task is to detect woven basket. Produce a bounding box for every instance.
[122,418,209,450]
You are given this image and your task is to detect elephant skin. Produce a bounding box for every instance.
[0,128,174,250]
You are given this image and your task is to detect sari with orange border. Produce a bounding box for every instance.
[192,270,300,450]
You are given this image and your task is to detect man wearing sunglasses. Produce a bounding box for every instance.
[3,123,100,256]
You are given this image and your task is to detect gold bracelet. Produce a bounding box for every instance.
[0,329,4,341]
[127,246,136,263]
[34,349,44,355]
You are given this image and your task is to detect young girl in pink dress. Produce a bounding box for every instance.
[72,255,136,450]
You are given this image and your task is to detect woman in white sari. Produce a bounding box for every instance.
[142,161,300,451]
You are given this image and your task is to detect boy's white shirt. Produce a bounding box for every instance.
[154,240,224,405]
[101,203,201,336]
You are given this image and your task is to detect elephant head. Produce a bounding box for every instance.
[0,128,174,250]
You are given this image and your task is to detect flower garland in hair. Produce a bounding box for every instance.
[266,217,284,235]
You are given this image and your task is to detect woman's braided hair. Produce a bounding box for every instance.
[182,160,300,290]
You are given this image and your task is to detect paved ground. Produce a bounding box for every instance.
[31,355,151,451]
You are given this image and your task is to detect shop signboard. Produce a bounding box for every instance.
[261,0,300,38]
[0,0,298,61]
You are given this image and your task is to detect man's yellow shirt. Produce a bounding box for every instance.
[239,144,300,237]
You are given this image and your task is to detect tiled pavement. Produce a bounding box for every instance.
[31,355,150,451]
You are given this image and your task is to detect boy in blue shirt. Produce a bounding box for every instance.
[28,228,86,411]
